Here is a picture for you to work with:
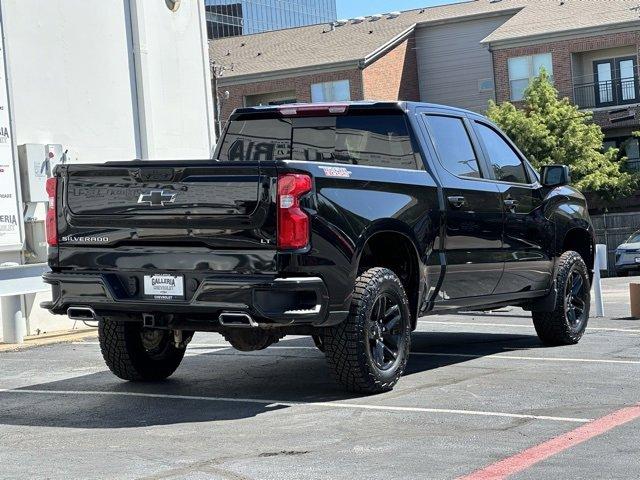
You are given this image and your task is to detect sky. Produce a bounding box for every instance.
[336,0,463,19]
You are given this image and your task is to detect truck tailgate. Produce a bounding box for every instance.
[55,161,278,272]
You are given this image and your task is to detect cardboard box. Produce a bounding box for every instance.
[630,283,640,318]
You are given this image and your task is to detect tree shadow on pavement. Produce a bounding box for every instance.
[0,330,544,429]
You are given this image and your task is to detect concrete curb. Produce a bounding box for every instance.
[0,328,98,352]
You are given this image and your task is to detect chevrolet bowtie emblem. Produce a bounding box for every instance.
[137,190,176,206]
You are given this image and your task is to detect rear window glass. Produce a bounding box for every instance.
[217,114,418,170]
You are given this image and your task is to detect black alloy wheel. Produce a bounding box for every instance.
[367,293,406,371]
[565,269,588,329]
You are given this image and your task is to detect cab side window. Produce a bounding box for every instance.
[474,122,529,184]
[425,115,481,179]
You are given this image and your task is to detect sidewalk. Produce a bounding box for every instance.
[0,328,97,352]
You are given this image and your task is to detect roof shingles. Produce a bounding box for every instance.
[209,0,640,81]
[483,0,640,43]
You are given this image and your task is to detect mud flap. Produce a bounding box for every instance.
[523,281,558,313]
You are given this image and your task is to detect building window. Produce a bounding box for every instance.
[245,91,297,107]
[508,53,553,101]
[310,80,351,102]
[593,57,638,107]
[205,0,337,39]
[478,78,495,93]
[605,136,640,172]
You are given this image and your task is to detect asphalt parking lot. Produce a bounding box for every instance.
[1,277,639,480]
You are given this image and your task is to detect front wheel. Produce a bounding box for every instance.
[532,251,590,346]
[99,319,188,381]
[323,267,411,394]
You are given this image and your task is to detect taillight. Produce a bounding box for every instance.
[277,173,312,249]
[45,177,58,246]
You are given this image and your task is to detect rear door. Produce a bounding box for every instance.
[420,112,504,301]
[472,120,554,294]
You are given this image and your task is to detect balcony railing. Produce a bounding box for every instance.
[573,76,639,109]
[624,157,640,172]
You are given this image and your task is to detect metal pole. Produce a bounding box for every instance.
[216,90,223,139]
[128,0,154,159]
[211,62,228,140]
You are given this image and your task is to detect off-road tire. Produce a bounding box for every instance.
[532,251,590,346]
[99,319,187,381]
[312,334,325,352]
[323,267,411,394]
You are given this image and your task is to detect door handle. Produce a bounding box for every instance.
[503,198,519,211]
[447,195,466,209]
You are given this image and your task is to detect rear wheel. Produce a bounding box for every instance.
[324,267,411,394]
[99,319,188,381]
[532,251,590,346]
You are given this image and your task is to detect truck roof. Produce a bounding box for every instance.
[230,101,482,120]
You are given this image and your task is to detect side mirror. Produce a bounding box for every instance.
[541,164,571,187]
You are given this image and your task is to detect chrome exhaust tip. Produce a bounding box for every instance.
[218,312,258,328]
[67,306,96,321]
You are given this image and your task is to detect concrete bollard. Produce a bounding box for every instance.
[1,295,26,344]
[593,244,607,318]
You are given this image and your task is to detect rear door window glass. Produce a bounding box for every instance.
[424,115,481,178]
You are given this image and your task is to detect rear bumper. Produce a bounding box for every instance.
[41,271,347,328]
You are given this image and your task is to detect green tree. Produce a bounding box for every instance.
[487,70,636,201]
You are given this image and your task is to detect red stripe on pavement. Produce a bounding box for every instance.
[457,403,640,480]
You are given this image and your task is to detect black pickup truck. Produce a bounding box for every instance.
[43,101,594,393]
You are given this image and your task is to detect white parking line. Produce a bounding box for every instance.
[414,352,640,365]
[189,344,312,350]
[0,388,592,424]
[185,345,640,365]
[73,343,640,365]
[417,320,640,333]
[184,348,225,357]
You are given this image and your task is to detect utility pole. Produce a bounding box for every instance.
[211,61,230,138]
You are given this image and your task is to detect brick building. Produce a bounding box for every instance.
[484,1,640,170]
[210,16,422,123]
[210,0,640,169]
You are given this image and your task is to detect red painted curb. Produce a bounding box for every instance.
[457,403,640,480]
